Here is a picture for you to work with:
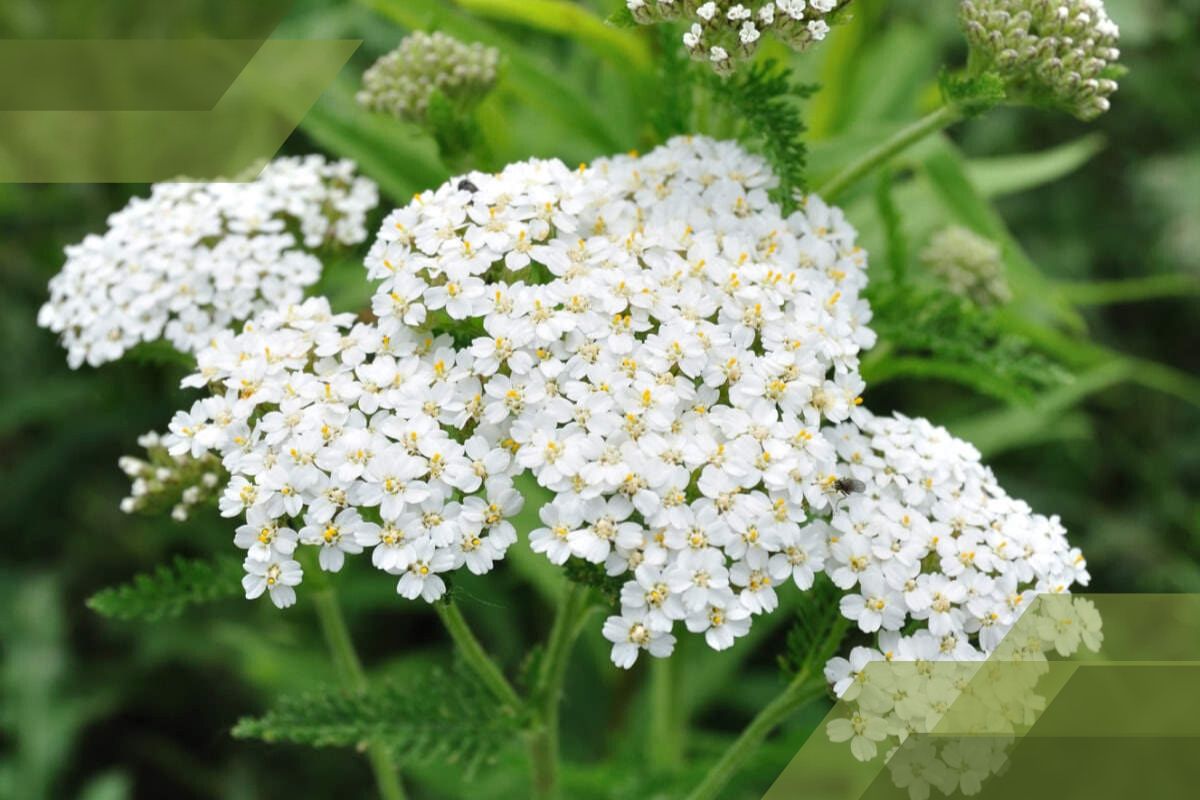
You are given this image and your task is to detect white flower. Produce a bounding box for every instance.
[827,710,889,761]
[603,612,676,668]
[242,556,303,609]
[301,508,372,572]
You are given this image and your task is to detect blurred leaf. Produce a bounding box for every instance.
[124,339,196,369]
[232,665,521,773]
[452,0,651,71]
[1054,273,1200,305]
[874,168,908,282]
[921,147,1086,331]
[0,377,97,435]
[88,555,245,622]
[77,771,133,800]
[1,574,114,799]
[950,360,1131,456]
[966,133,1107,197]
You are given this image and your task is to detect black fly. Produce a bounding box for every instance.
[825,476,866,514]
[831,477,866,496]
[457,179,479,193]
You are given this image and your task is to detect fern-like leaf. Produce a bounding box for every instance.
[865,283,1068,404]
[233,666,521,773]
[708,60,816,209]
[779,574,847,678]
[87,555,244,621]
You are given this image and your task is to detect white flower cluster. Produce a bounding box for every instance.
[357,31,500,123]
[626,1,841,74]
[826,594,1101,798]
[147,136,1088,685]
[163,297,524,609]
[119,431,223,521]
[365,135,875,667]
[38,156,378,368]
[920,226,1011,307]
[822,411,1088,660]
[960,0,1121,120]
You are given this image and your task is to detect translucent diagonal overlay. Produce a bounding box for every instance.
[0,39,359,182]
[762,595,1200,800]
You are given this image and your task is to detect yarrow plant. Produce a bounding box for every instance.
[627,1,843,75]
[60,3,1149,799]
[38,156,378,367]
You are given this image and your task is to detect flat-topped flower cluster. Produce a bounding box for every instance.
[164,297,523,609]
[364,136,875,665]
[39,156,378,368]
[144,136,1086,675]
[821,410,1088,678]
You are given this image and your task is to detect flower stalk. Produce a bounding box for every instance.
[817,103,962,201]
[435,599,523,711]
[528,582,596,799]
[311,588,408,800]
[683,667,826,800]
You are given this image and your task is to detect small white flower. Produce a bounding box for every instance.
[242,556,303,609]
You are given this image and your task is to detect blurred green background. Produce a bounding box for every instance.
[1,1,1197,798]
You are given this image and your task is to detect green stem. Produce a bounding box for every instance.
[648,656,683,773]
[683,669,826,800]
[817,104,963,201]
[311,589,407,800]
[528,582,595,799]
[435,599,523,710]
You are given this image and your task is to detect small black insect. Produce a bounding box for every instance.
[457,179,479,193]
[831,477,866,496]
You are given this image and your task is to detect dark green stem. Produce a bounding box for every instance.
[682,668,826,800]
[528,582,596,799]
[648,655,684,773]
[435,599,523,710]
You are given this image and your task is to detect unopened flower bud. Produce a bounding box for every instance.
[959,0,1121,120]
[921,226,1012,307]
[357,32,500,123]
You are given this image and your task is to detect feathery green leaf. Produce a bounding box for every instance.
[779,575,847,678]
[232,666,521,773]
[87,556,244,622]
[864,283,1069,404]
[708,59,816,210]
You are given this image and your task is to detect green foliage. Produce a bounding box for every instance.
[939,69,1006,117]
[562,558,622,606]
[865,282,1068,404]
[875,168,908,283]
[232,665,521,773]
[87,555,245,622]
[649,24,695,141]
[605,6,637,29]
[779,575,846,678]
[123,339,196,370]
[708,60,816,209]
